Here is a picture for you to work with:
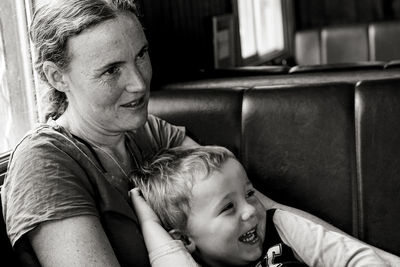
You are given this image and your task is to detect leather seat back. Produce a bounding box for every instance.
[242,83,356,235]
[321,25,369,64]
[369,22,400,61]
[355,78,400,254]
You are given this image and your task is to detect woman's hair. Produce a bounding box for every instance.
[133,146,235,233]
[30,0,140,122]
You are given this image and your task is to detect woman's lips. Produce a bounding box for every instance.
[121,95,146,109]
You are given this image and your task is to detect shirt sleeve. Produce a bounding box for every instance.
[272,209,388,267]
[149,240,200,267]
[2,131,98,247]
[145,114,186,148]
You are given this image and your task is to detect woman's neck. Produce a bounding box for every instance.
[56,109,125,149]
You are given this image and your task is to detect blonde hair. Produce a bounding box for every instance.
[133,146,235,233]
[30,0,140,122]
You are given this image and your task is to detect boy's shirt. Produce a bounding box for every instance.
[253,209,307,267]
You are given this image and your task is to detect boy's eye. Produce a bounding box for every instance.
[220,203,234,213]
[246,190,255,198]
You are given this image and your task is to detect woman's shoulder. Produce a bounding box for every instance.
[6,122,89,188]
[11,121,79,158]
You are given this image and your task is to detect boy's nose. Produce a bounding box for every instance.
[241,203,257,221]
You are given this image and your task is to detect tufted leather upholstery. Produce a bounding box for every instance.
[149,79,400,256]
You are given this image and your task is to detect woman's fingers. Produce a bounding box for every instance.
[129,188,141,200]
[129,188,161,225]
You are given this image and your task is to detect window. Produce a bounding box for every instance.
[234,0,293,65]
[0,0,37,155]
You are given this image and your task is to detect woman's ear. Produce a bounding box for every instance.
[42,61,69,92]
[169,229,196,253]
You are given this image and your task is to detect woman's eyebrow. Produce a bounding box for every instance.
[95,61,124,73]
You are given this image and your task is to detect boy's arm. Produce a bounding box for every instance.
[255,190,400,266]
[273,209,399,267]
[129,188,199,267]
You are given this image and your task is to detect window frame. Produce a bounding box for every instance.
[0,0,36,156]
[232,0,295,66]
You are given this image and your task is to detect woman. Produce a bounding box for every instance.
[1,0,398,266]
[2,0,195,266]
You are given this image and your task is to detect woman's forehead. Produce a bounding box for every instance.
[66,14,146,66]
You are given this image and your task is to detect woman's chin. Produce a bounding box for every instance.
[115,108,148,131]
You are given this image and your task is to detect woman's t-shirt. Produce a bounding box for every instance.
[1,114,186,266]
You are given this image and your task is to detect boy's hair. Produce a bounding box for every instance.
[132,146,235,233]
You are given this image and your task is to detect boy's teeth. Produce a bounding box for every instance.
[239,228,259,244]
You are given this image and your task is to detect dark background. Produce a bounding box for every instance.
[136,0,400,86]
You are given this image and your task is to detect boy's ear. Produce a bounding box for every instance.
[42,61,69,92]
[169,229,196,253]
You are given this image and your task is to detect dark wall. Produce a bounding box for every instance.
[294,0,400,30]
[137,0,232,87]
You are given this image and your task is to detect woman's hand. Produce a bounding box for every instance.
[129,188,161,226]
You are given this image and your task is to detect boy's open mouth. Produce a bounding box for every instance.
[238,226,259,244]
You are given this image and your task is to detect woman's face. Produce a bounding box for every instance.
[61,13,152,133]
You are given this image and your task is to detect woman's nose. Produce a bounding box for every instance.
[241,203,257,221]
[125,67,147,92]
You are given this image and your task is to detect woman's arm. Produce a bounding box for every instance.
[256,190,400,266]
[129,188,199,267]
[181,136,199,147]
[28,215,120,267]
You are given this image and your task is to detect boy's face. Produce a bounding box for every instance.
[186,158,266,266]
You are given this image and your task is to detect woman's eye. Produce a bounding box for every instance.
[137,47,148,60]
[246,190,255,198]
[221,203,234,213]
[103,66,120,76]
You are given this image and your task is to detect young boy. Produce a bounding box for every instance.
[129,146,390,267]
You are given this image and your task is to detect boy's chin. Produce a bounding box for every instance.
[243,244,264,262]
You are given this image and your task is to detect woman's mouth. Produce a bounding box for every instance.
[121,96,147,109]
[238,227,260,244]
